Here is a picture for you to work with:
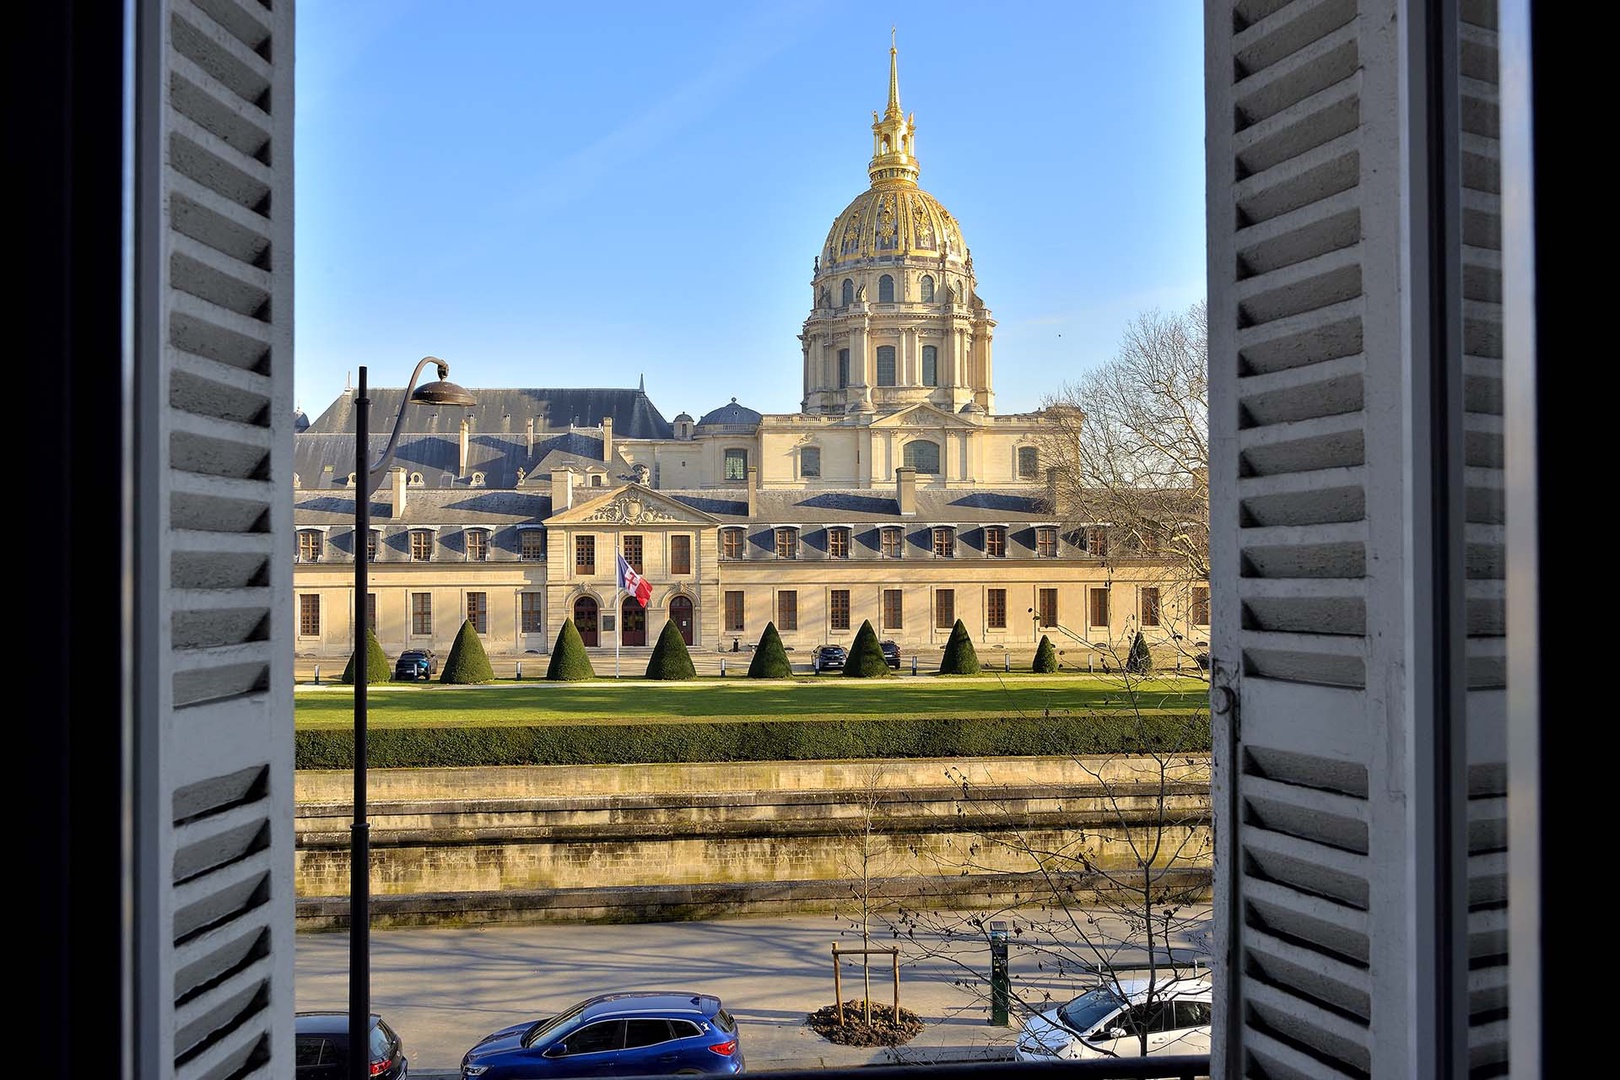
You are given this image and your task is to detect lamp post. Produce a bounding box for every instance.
[350,359,475,1080]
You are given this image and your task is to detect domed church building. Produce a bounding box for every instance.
[290,43,1209,672]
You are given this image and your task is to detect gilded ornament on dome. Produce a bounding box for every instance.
[876,195,897,249]
[912,196,936,248]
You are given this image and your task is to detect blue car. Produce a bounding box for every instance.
[460,991,744,1078]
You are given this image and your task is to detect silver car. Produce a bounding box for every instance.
[1013,977,1213,1062]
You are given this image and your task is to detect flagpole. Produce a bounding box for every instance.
[614,538,622,679]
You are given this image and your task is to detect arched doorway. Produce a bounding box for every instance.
[669,595,694,646]
[621,597,646,646]
[573,596,599,647]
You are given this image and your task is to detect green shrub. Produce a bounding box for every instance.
[747,622,793,678]
[440,618,496,684]
[645,619,697,680]
[340,627,392,685]
[843,620,890,677]
[1032,635,1058,673]
[545,619,596,681]
[938,619,981,675]
[1125,631,1153,675]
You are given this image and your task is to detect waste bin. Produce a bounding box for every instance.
[990,920,1009,1025]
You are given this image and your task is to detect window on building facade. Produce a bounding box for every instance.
[876,345,896,386]
[777,590,798,631]
[920,275,935,302]
[841,278,854,306]
[409,530,433,561]
[1018,445,1040,480]
[412,592,432,636]
[1089,587,1109,630]
[466,529,488,562]
[934,589,955,629]
[800,447,821,478]
[1191,586,1210,627]
[575,535,595,575]
[1039,588,1058,629]
[721,527,743,560]
[367,528,379,562]
[1036,526,1058,558]
[724,590,744,632]
[520,529,544,561]
[775,527,798,560]
[880,526,903,559]
[521,592,543,633]
[623,535,643,575]
[467,591,488,634]
[878,274,895,302]
[922,344,937,386]
[1084,527,1109,558]
[827,527,850,560]
[297,530,322,563]
[932,527,955,558]
[366,592,377,632]
[671,535,691,575]
[882,588,903,630]
[830,589,850,631]
[1140,586,1161,628]
[837,348,849,388]
[984,526,1006,558]
[298,594,319,636]
[724,448,748,481]
[987,588,1006,629]
[904,440,940,474]
[590,473,604,487]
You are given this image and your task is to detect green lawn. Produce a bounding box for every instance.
[293,674,1210,729]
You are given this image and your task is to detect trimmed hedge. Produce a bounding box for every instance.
[1126,631,1153,675]
[747,622,792,678]
[546,620,596,681]
[340,628,392,685]
[441,618,496,684]
[645,619,697,680]
[843,620,891,678]
[938,619,981,675]
[294,712,1211,769]
[1033,635,1058,674]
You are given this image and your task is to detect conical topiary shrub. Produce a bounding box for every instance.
[747,622,793,678]
[938,619,982,675]
[1032,635,1058,673]
[1125,630,1153,675]
[340,627,392,684]
[645,618,697,680]
[545,618,596,681]
[843,619,890,677]
[440,618,496,684]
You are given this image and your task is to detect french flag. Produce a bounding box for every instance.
[617,551,652,606]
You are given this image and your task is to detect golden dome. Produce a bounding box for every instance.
[821,184,967,269]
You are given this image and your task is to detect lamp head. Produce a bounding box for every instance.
[409,359,476,408]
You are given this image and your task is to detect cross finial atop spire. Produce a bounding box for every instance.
[886,28,901,119]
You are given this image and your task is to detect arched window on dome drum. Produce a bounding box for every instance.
[904,440,940,474]
[876,346,896,387]
[800,447,821,478]
[841,279,854,307]
[837,349,849,388]
[878,275,895,303]
[922,345,938,387]
[920,275,935,302]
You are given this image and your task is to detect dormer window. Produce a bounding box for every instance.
[1036,526,1059,558]
[520,529,544,561]
[984,526,1006,558]
[470,471,486,487]
[466,529,489,562]
[775,527,799,560]
[932,527,956,558]
[409,471,425,486]
[827,527,851,560]
[409,529,433,561]
[880,526,903,559]
[721,527,744,560]
[297,529,322,563]
[590,473,605,487]
[366,529,379,562]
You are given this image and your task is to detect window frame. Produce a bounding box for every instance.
[1140,586,1161,628]
[932,526,955,559]
[775,527,798,560]
[724,448,748,482]
[720,527,743,561]
[830,589,851,631]
[409,529,433,562]
[670,534,692,575]
[1036,525,1059,558]
[776,589,798,631]
[904,439,941,474]
[1088,587,1110,630]
[575,534,596,575]
[878,273,895,302]
[297,529,322,563]
[1017,445,1040,480]
[466,591,488,634]
[987,588,1007,630]
[298,594,319,637]
[622,535,644,575]
[880,526,904,559]
[724,590,745,632]
[882,588,903,630]
[521,592,544,633]
[800,447,821,478]
[1039,587,1058,629]
[465,528,489,562]
[921,343,937,386]
[876,344,896,386]
[934,588,956,630]
[411,592,432,636]
[827,526,850,560]
[984,525,1007,558]
[520,528,545,561]
[1191,586,1211,627]
[366,528,379,562]
[920,274,935,302]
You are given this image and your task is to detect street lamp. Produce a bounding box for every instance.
[350,359,474,1080]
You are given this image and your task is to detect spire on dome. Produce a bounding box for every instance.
[868,32,919,187]
[885,26,902,120]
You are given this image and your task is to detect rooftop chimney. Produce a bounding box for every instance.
[459,418,470,478]
[895,466,916,515]
[551,467,575,512]
[602,416,614,462]
[746,466,758,518]
[391,465,407,519]
[526,417,536,452]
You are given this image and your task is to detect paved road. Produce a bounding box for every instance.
[294,910,1212,1076]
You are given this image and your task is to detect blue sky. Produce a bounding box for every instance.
[294,1,1207,422]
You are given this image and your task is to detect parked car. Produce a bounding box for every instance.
[296,1012,409,1080]
[394,648,437,681]
[880,640,901,668]
[813,644,847,672]
[1012,977,1213,1063]
[460,991,745,1078]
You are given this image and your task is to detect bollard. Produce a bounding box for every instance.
[989,921,1010,1025]
[313,664,320,685]
[516,660,522,681]
[720,657,727,677]
[1004,652,1010,672]
[1088,655,1094,673]
[911,655,918,676]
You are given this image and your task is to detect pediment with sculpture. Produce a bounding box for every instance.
[546,484,720,527]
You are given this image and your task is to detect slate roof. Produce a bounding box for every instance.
[302,387,673,440]
[696,398,762,429]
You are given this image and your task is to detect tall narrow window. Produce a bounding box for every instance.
[934,589,956,629]
[298,595,319,636]
[932,527,955,558]
[876,345,896,386]
[827,527,850,560]
[410,530,433,561]
[841,279,854,306]
[775,527,798,560]
[366,593,377,632]
[801,448,821,478]
[1191,586,1210,627]
[984,526,1006,558]
[412,592,432,636]
[366,528,379,562]
[466,529,488,562]
[520,529,544,561]
[777,590,798,631]
[521,593,544,633]
[1085,527,1109,558]
[623,535,643,575]
[466,591,488,634]
[830,590,851,631]
[1140,587,1161,628]
[670,535,691,575]
[724,448,748,482]
[1039,588,1058,628]
[920,275,935,302]
[1088,587,1110,630]
[297,530,322,562]
[721,527,743,560]
[575,535,596,574]
[987,588,1006,629]
[1036,526,1058,558]
[878,274,895,302]
[837,349,849,388]
[881,526,903,559]
[882,589,903,630]
[904,440,940,474]
[922,345,937,386]
[1017,446,1040,480]
[724,591,745,632]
